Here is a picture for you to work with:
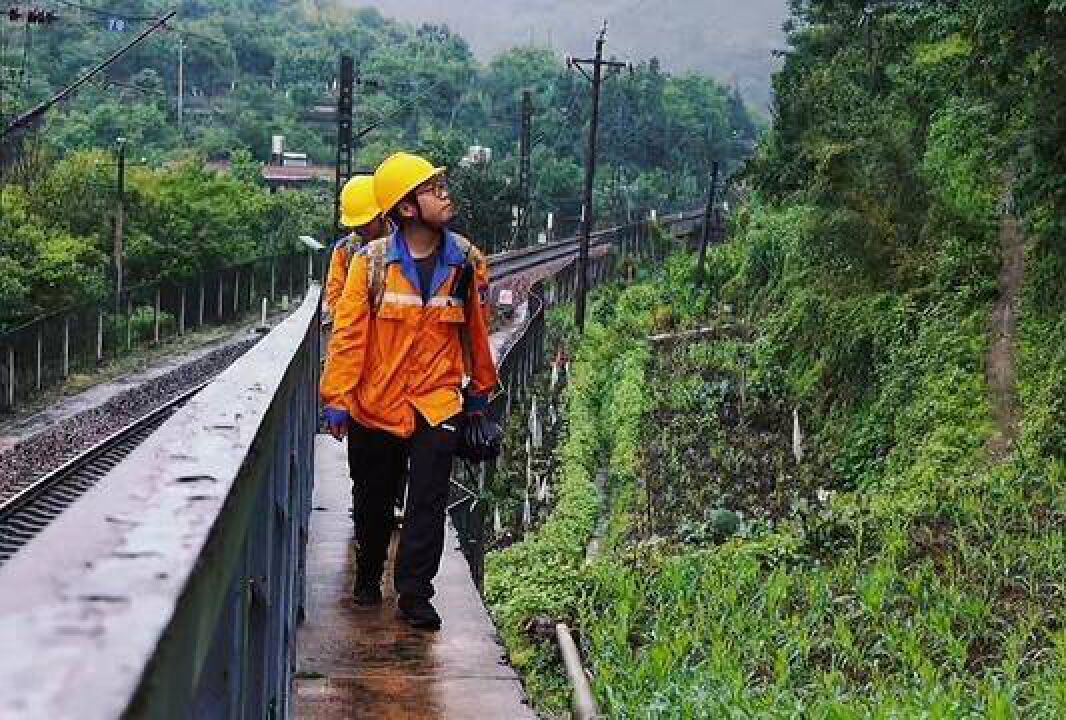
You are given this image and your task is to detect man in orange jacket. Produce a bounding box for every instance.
[321,152,498,630]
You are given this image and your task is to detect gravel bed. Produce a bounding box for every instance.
[0,337,261,503]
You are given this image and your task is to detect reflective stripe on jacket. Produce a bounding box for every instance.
[320,230,498,438]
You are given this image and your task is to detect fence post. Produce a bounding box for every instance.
[62,316,70,378]
[234,271,240,315]
[126,300,133,351]
[36,327,42,390]
[179,288,186,336]
[154,288,161,345]
[217,277,224,320]
[199,280,205,327]
[97,310,104,363]
[6,346,14,409]
[270,261,276,304]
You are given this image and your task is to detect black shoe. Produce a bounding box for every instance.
[353,579,383,606]
[397,595,441,631]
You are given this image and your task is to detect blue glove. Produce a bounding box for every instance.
[323,406,350,439]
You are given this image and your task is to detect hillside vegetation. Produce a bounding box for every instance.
[1,0,757,329]
[486,1,1065,716]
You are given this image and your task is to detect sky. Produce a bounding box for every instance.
[344,0,791,113]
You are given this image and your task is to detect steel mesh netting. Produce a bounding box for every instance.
[448,279,548,591]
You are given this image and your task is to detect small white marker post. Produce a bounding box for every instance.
[256,297,269,334]
[154,289,161,344]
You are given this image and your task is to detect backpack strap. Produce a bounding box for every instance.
[363,237,389,313]
[448,233,479,380]
[339,233,358,270]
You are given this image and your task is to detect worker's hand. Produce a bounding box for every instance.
[323,407,350,440]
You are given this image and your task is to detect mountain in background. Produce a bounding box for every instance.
[343,0,788,114]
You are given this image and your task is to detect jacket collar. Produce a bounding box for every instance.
[386,229,467,300]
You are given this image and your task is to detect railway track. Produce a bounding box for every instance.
[489,209,703,282]
[0,383,205,566]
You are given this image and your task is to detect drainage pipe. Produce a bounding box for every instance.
[555,622,600,720]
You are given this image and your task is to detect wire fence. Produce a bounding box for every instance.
[0,251,323,413]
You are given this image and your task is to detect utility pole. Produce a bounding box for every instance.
[114,137,127,313]
[333,55,355,240]
[517,89,533,248]
[177,36,184,135]
[695,161,719,287]
[569,21,628,332]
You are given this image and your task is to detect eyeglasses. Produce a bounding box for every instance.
[415,176,450,200]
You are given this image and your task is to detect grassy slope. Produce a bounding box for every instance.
[487,217,1063,716]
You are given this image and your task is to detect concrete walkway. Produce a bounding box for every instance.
[294,436,537,720]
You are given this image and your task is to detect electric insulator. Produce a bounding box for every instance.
[7,7,22,22]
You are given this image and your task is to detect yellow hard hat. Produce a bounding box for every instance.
[339,175,381,228]
[373,152,444,214]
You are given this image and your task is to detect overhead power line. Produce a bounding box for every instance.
[2,8,176,138]
[355,77,449,139]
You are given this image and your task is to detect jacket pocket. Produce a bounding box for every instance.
[437,305,466,324]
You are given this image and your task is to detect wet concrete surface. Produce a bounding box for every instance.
[295,436,537,720]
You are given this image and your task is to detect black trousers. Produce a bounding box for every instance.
[347,422,405,585]
[347,414,459,599]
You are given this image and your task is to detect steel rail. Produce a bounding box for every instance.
[0,382,207,565]
[489,208,703,282]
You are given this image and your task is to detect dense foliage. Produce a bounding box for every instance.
[0,150,328,329]
[486,1,1064,716]
[1,0,757,328]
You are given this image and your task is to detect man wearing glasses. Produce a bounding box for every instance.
[321,152,498,631]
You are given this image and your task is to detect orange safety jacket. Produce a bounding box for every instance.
[324,234,358,319]
[320,230,498,438]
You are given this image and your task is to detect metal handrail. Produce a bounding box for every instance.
[0,287,321,718]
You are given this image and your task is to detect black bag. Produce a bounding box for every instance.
[451,260,503,464]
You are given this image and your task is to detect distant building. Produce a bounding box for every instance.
[459,145,492,167]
